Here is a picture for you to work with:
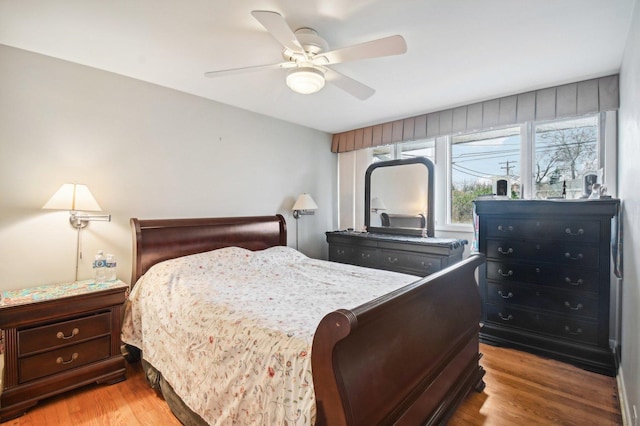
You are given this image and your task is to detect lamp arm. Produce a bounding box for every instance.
[69,212,112,229]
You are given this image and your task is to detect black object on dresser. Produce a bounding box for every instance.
[474,199,620,376]
[326,231,466,276]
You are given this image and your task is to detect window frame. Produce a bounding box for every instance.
[348,111,614,233]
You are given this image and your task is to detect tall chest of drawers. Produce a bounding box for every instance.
[474,199,619,376]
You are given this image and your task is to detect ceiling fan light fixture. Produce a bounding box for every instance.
[286,67,325,95]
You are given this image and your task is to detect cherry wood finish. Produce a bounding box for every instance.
[474,199,620,376]
[128,215,486,425]
[0,286,127,422]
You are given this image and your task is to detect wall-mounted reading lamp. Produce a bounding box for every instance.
[292,193,318,250]
[43,183,111,281]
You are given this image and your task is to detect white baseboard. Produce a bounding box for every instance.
[618,365,634,426]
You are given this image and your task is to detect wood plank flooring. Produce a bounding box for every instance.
[4,344,622,425]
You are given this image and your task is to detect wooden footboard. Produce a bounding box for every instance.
[312,254,486,425]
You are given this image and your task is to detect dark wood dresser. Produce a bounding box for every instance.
[474,199,620,376]
[0,280,128,421]
[326,231,466,276]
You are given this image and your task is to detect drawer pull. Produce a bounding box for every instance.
[56,352,79,365]
[498,313,513,321]
[564,301,583,311]
[564,325,583,335]
[564,277,584,286]
[57,328,80,340]
[420,261,433,270]
[498,291,514,299]
[497,269,513,277]
[497,225,514,232]
[564,252,584,260]
[336,249,346,255]
[387,256,398,264]
[361,253,370,259]
[498,247,513,255]
[565,227,585,236]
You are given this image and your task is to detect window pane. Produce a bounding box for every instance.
[371,145,393,162]
[533,116,598,199]
[451,127,521,224]
[399,139,435,160]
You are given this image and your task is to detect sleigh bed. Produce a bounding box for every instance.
[121,215,485,425]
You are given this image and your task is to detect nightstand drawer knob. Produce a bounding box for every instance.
[498,247,514,255]
[56,352,78,365]
[497,225,514,232]
[57,328,80,340]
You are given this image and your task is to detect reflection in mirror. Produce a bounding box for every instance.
[365,157,434,237]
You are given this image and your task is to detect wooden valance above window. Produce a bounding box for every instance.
[331,74,619,153]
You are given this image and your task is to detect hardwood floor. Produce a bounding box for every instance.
[5,344,622,425]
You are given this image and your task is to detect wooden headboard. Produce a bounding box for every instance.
[130,215,287,285]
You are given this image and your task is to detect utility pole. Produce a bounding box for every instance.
[500,160,517,176]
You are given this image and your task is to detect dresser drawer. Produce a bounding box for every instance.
[487,282,599,319]
[18,312,112,356]
[329,244,355,263]
[19,335,111,383]
[379,250,441,276]
[485,218,600,242]
[486,239,599,267]
[486,262,600,292]
[484,303,598,345]
[353,247,378,268]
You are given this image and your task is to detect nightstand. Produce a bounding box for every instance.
[0,279,129,422]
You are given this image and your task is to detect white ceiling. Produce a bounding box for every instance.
[0,0,635,134]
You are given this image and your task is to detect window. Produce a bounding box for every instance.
[399,139,435,160]
[357,113,607,230]
[450,127,521,224]
[533,116,599,199]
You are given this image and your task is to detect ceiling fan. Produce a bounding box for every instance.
[204,10,407,100]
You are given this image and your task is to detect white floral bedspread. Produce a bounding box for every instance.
[121,246,418,425]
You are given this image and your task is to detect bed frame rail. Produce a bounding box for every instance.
[312,254,486,425]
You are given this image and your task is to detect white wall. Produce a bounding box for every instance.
[0,45,336,289]
[618,0,640,423]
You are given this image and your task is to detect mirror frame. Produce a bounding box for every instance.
[365,157,435,237]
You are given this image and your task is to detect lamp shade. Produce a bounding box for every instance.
[43,183,102,212]
[370,197,387,210]
[286,67,325,95]
[292,193,318,211]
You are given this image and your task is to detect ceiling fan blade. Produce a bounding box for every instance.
[324,68,375,100]
[251,10,306,56]
[204,62,293,78]
[314,35,407,66]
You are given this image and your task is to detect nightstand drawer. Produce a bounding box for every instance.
[18,312,112,356]
[19,336,111,383]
